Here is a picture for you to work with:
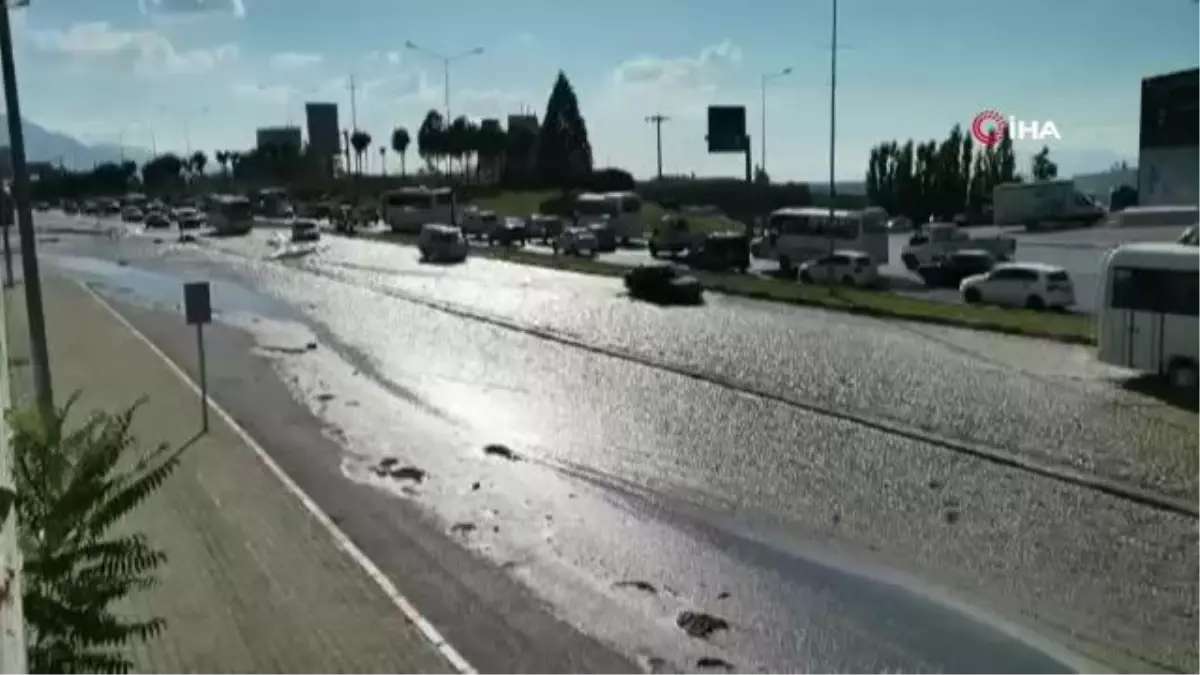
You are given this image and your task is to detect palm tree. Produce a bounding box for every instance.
[350,130,371,175]
[447,116,471,178]
[379,146,387,176]
[416,110,445,175]
[190,150,208,177]
[390,126,411,178]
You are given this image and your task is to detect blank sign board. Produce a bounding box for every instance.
[183,282,212,325]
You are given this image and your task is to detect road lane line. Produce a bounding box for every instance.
[79,281,478,675]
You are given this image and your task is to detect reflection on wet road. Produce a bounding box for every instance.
[31,213,1199,673]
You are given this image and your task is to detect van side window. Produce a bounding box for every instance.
[1112,267,1199,316]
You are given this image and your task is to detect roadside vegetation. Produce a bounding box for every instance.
[12,394,181,674]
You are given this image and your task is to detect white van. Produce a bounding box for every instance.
[206,194,253,236]
[1097,242,1199,390]
[383,186,455,234]
[574,191,643,245]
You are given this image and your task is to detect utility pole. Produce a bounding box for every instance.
[0,0,53,416]
[644,114,669,180]
[827,0,839,254]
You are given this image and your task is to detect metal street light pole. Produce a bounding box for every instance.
[404,41,485,123]
[0,0,54,415]
[760,67,793,178]
[827,0,839,253]
[644,114,670,180]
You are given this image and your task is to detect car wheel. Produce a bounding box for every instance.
[1167,359,1199,392]
[779,255,793,274]
[1025,295,1045,310]
[841,275,855,287]
[963,288,981,304]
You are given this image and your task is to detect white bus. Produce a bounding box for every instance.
[574,191,643,245]
[205,194,254,236]
[382,186,455,234]
[758,206,889,269]
[1097,242,1199,391]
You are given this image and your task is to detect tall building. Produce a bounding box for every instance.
[256,126,303,151]
[304,102,340,180]
[1138,68,1199,207]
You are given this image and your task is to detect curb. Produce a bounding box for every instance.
[78,282,478,675]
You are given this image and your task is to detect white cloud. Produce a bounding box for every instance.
[613,39,742,88]
[32,22,238,76]
[269,51,323,70]
[138,0,246,18]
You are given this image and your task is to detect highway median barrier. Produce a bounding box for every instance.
[354,230,1096,345]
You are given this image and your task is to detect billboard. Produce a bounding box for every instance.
[1138,68,1198,206]
[706,106,747,153]
[305,102,340,156]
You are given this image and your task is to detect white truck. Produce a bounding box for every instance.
[992,180,1106,231]
[900,222,1017,271]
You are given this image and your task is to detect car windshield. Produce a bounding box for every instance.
[576,199,616,216]
[386,193,436,209]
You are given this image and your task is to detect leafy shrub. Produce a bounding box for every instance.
[11,393,183,674]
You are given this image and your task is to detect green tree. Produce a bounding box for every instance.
[536,71,594,191]
[446,116,472,177]
[390,126,411,178]
[475,119,505,182]
[13,394,183,674]
[189,150,207,177]
[502,124,538,186]
[350,130,372,175]
[416,109,446,174]
[140,154,185,192]
[1031,146,1058,181]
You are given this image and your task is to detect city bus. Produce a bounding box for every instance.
[756,206,889,270]
[574,191,643,245]
[382,186,455,234]
[205,194,254,236]
[1097,242,1199,391]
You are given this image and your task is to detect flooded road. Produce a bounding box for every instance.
[28,213,1198,673]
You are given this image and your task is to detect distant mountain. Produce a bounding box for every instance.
[0,116,151,170]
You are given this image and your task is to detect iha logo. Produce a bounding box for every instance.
[970,109,1061,146]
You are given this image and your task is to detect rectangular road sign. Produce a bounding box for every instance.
[707,105,748,153]
[183,282,212,325]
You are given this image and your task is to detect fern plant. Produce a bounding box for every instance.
[10,392,183,674]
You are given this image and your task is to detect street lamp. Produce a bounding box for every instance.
[404,41,485,123]
[760,66,793,178]
[0,0,54,416]
[827,0,839,253]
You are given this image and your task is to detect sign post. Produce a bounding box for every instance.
[705,105,752,183]
[183,282,212,433]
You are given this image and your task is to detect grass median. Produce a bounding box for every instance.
[474,246,1096,345]
[361,229,1095,345]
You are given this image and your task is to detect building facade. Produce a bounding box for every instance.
[255,126,303,151]
[1138,68,1199,207]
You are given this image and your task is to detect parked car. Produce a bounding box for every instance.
[291,219,321,243]
[174,207,205,230]
[901,222,1016,270]
[916,249,996,288]
[624,263,703,305]
[527,214,564,244]
[488,217,528,247]
[62,201,78,215]
[552,226,598,257]
[463,209,498,240]
[798,250,880,287]
[649,214,701,259]
[588,221,617,252]
[144,210,171,229]
[684,230,751,273]
[418,223,469,263]
[960,262,1075,310]
[121,207,144,223]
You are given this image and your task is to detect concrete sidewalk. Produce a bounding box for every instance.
[7,276,460,673]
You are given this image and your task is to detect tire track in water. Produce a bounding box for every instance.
[198,239,1199,518]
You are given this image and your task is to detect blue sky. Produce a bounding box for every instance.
[7,0,1199,180]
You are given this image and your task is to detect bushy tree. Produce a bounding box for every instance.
[350,130,372,175]
[1031,146,1058,181]
[390,127,411,178]
[13,393,183,674]
[416,110,446,173]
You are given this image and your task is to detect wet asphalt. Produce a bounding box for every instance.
[25,212,1199,673]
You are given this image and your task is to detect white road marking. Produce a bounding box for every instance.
[80,281,477,675]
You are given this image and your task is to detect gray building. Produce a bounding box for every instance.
[1138,67,1198,207]
[255,126,303,151]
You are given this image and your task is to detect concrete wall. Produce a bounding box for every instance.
[1139,146,1200,206]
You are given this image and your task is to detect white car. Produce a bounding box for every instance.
[553,226,598,257]
[798,250,880,287]
[290,219,321,243]
[960,262,1075,310]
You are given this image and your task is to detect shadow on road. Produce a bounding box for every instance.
[1119,374,1199,412]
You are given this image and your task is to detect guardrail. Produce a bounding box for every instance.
[0,283,25,673]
